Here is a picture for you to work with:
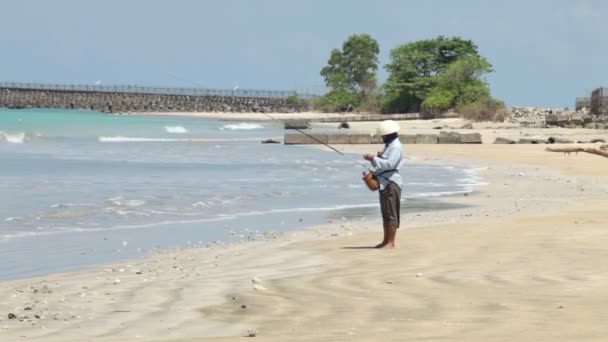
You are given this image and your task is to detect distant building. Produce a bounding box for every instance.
[591,87,608,115]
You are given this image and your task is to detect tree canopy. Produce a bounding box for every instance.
[318,34,379,111]
[422,55,494,114]
[317,34,503,119]
[382,36,483,113]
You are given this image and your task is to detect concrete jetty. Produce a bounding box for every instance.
[0,82,313,113]
[284,131,482,145]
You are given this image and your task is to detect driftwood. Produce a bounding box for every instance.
[545,147,608,159]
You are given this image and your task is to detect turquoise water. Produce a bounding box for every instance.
[0,108,479,280]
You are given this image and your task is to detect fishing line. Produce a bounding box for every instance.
[260,112,373,172]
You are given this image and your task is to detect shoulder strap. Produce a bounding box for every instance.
[375,169,398,176]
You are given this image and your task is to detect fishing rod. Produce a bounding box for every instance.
[259,112,372,172]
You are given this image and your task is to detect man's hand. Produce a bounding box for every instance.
[363,153,375,162]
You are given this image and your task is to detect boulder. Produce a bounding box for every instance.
[399,134,416,144]
[284,120,310,130]
[460,122,473,129]
[518,138,546,144]
[349,133,372,144]
[261,139,280,144]
[371,134,384,144]
[590,138,606,143]
[460,133,482,144]
[338,122,350,129]
[600,144,608,151]
[305,134,329,145]
[547,137,573,144]
[584,123,599,129]
[438,131,461,144]
[415,134,438,144]
[494,137,516,144]
[545,114,558,126]
[583,115,593,125]
[556,115,569,127]
[569,113,584,126]
[327,134,349,144]
[283,133,306,145]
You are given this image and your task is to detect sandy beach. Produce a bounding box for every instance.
[1,125,608,341]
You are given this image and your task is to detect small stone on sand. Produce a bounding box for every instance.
[253,285,267,291]
[416,273,423,278]
[251,277,262,284]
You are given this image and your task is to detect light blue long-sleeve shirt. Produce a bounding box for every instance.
[371,138,403,190]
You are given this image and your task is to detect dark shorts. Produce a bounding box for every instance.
[379,181,402,228]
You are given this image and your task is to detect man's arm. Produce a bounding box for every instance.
[371,146,400,172]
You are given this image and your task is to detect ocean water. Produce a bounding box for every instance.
[0,108,480,280]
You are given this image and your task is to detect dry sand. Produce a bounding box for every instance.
[2,131,608,341]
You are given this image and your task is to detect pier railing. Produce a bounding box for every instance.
[0,82,321,99]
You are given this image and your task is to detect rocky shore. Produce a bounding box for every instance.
[507,106,607,129]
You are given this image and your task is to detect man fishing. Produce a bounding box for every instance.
[363,120,403,249]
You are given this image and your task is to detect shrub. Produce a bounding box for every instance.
[317,89,358,112]
[380,91,420,114]
[421,89,456,118]
[456,97,506,122]
[356,93,383,113]
[286,94,301,105]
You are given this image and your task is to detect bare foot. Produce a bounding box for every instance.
[380,243,395,249]
[374,242,387,248]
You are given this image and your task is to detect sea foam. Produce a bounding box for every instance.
[0,132,26,144]
[165,125,188,134]
[220,123,263,130]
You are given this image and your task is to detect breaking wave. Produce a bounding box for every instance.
[0,132,26,144]
[220,123,263,130]
[165,125,188,134]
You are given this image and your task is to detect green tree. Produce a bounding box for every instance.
[320,34,380,97]
[382,36,480,113]
[320,49,348,90]
[421,56,493,114]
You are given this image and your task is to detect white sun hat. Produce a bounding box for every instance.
[377,120,400,136]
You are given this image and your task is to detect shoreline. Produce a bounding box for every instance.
[0,194,470,282]
[128,111,607,147]
[2,144,608,340]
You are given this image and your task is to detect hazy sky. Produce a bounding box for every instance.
[1,0,607,107]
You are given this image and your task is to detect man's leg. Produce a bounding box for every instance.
[375,227,388,248]
[381,225,397,249]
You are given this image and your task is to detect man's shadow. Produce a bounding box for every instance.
[342,246,378,249]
